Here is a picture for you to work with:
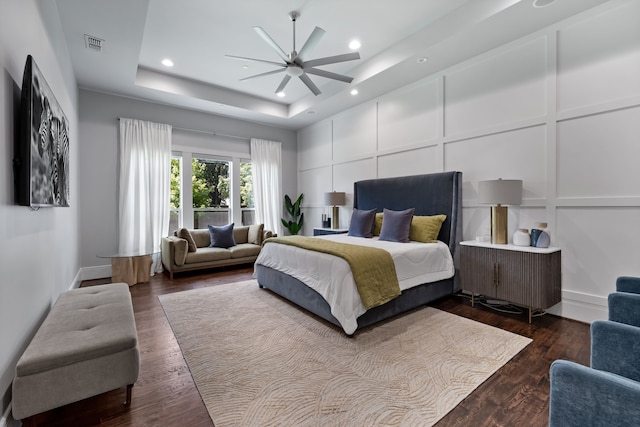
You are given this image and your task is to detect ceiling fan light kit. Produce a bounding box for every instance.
[226,11,361,96]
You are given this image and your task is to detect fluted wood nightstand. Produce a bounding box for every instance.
[460,241,561,323]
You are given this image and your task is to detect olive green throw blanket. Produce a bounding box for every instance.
[263,236,401,309]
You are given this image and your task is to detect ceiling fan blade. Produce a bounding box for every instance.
[299,73,321,96]
[253,26,290,63]
[305,68,353,83]
[240,68,286,81]
[295,26,325,63]
[302,52,361,68]
[275,75,292,94]
[225,55,285,68]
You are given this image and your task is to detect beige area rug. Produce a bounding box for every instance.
[159,280,531,427]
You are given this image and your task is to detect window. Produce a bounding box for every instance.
[169,152,254,232]
[169,156,181,233]
[192,156,230,228]
[240,160,255,226]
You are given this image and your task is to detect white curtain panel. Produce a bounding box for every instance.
[118,118,172,274]
[250,138,282,235]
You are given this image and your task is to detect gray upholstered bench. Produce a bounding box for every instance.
[12,283,140,421]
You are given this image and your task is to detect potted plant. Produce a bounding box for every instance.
[281,193,304,235]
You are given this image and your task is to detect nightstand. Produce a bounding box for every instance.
[460,241,561,323]
[313,228,349,236]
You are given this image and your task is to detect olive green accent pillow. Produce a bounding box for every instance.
[177,228,197,252]
[409,215,447,243]
[373,212,384,236]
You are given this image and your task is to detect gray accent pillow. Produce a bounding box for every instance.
[348,208,377,238]
[208,223,237,248]
[379,208,415,243]
[177,228,197,252]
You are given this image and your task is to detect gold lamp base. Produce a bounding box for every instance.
[332,206,340,229]
[491,205,508,244]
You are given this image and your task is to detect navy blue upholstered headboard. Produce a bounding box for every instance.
[353,171,463,257]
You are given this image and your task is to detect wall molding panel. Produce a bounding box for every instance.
[296,0,640,323]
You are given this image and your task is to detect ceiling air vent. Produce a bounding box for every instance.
[84,34,104,52]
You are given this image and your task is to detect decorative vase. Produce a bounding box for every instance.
[513,229,530,247]
[531,222,550,248]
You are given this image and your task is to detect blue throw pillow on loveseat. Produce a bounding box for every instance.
[208,223,236,248]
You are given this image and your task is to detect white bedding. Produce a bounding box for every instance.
[254,234,454,334]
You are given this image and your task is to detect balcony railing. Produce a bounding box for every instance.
[168,209,181,234]
[168,207,256,233]
[194,207,230,229]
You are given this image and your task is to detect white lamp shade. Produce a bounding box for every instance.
[478,179,522,205]
[324,191,346,206]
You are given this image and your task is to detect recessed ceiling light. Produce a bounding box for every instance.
[242,65,249,69]
[350,89,359,96]
[349,40,361,50]
[533,0,557,7]
[161,58,174,67]
[417,57,428,63]
[276,91,285,97]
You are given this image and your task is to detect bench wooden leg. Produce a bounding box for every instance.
[124,383,133,407]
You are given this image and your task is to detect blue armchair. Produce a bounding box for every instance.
[549,276,640,427]
[609,276,640,327]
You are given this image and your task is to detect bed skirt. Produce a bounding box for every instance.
[255,264,454,335]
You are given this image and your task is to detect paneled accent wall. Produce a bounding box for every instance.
[296,0,640,323]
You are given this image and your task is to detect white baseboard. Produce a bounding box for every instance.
[1,402,15,427]
[79,265,112,282]
[69,269,83,290]
[546,289,609,324]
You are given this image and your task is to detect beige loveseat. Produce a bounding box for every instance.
[161,224,273,279]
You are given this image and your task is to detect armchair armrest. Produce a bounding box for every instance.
[263,230,275,240]
[550,360,640,427]
[161,236,188,268]
[608,292,640,327]
[591,320,640,382]
[616,276,640,294]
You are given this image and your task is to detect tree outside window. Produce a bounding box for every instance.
[192,158,229,208]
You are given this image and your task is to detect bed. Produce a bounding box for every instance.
[255,171,463,335]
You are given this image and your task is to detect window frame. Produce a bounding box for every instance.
[169,149,254,231]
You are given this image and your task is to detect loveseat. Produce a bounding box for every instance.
[161,224,273,279]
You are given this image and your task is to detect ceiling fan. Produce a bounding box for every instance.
[226,11,360,96]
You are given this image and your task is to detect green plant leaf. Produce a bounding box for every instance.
[290,224,300,235]
[284,194,294,216]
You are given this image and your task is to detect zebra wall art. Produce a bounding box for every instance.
[22,55,70,207]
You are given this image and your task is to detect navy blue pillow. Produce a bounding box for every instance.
[348,208,377,238]
[379,208,415,243]
[208,223,236,248]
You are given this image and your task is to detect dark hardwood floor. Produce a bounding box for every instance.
[25,266,589,426]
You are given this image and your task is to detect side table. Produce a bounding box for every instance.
[97,250,156,286]
[313,227,349,236]
[460,240,561,322]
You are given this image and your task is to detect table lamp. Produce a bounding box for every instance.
[478,179,522,244]
[324,191,346,229]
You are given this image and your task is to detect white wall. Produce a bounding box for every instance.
[78,90,297,277]
[0,0,79,422]
[296,0,640,324]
